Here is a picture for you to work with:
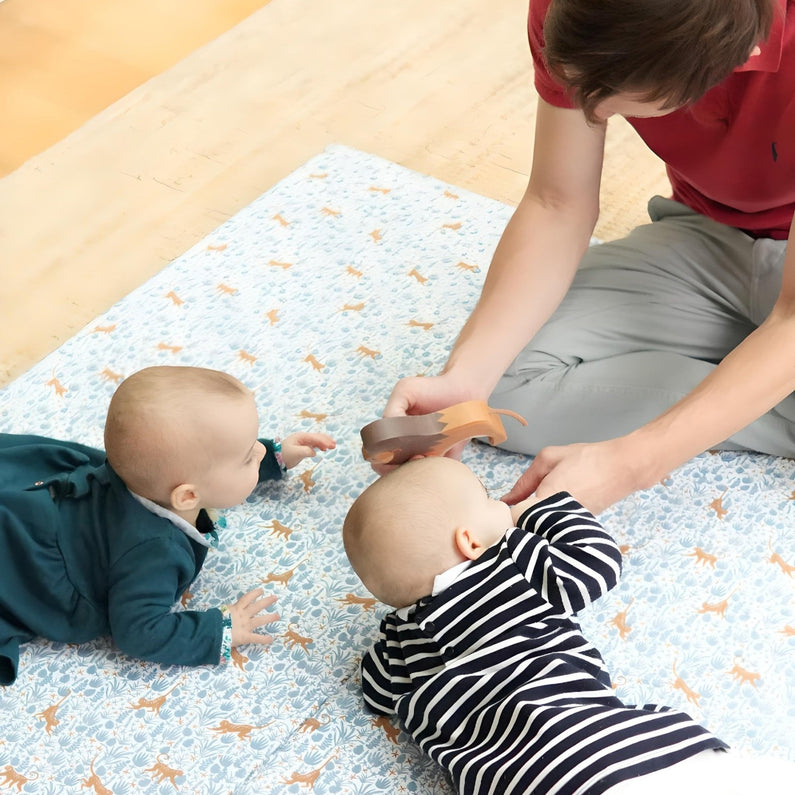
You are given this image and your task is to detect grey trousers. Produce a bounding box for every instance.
[490,196,795,456]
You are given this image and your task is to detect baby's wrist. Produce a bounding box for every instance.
[272,437,288,473]
[219,605,233,662]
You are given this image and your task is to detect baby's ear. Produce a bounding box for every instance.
[170,483,200,512]
[454,526,487,560]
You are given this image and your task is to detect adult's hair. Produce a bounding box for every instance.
[543,0,778,122]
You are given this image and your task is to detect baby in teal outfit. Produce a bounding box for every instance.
[0,365,335,684]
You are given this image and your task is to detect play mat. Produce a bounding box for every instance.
[0,145,793,793]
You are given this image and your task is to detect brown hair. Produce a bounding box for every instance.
[543,0,778,122]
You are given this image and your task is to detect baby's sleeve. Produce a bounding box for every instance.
[360,621,399,717]
[512,492,622,614]
[258,438,285,482]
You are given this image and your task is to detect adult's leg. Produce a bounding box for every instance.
[490,197,795,456]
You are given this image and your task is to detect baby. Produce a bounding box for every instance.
[343,456,792,795]
[0,365,335,685]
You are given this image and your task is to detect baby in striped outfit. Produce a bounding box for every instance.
[343,456,793,794]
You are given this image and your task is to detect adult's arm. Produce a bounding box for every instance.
[508,216,795,513]
[381,99,605,423]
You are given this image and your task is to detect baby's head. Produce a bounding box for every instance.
[343,457,512,608]
[104,366,266,514]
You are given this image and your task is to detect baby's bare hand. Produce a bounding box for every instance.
[229,588,279,647]
[280,432,336,469]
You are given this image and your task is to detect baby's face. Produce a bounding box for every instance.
[192,391,266,509]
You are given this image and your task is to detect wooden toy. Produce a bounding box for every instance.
[360,400,527,465]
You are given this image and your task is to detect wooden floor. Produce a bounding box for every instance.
[0,0,668,388]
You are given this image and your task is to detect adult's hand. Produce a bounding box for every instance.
[373,373,484,475]
[501,436,652,515]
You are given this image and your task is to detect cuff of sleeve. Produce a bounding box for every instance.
[272,437,288,474]
[219,605,233,664]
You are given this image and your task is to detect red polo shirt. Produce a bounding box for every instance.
[529,0,795,239]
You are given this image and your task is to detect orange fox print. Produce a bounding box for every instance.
[35,691,70,735]
[145,754,183,788]
[129,681,181,715]
[209,720,271,740]
[263,519,293,540]
[729,660,761,688]
[0,765,39,790]
[280,755,336,788]
[283,624,313,653]
[46,374,68,397]
[298,467,316,492]
[92,324,116,334]
[408,319,433,331]
[321,206,340,216]
[299,714,330,733]
[356,345,380,359]
[369,186,391,194]
[261,560,306,587]
[610,599,633,640]
[336,593,378,612]
[709,489,728,519]
[165,290,184,306]
[238,350,257,365]
[232,646,250,671]
[99,367,123,384]
[369,229,383,243]
[686,547,718,568]
[672,660,701,706]
[443,189,459,199]
[341,302,365,312]
[297,409,328,423]
[304,354,325,372]
[156,342,182,354]
[268,260,293,270]
[272,213,290,227]
[206,243,227,252]
[81,758,111,795]
[408,267,428,284]
[768,540,795,577]
[346,264,363,278]
[265,309,280,325]
[371,716,400,744]
[442,222,462,231]
[455,260,479,272]
[217,283,238,296]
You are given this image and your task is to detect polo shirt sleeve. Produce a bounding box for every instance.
[512,492,622,613]
[528,0,575,109]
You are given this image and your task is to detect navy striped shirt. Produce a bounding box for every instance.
[361,492,727,794]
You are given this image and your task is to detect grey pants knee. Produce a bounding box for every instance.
[490,197,795,456]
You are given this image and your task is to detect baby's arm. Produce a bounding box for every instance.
[257,432,336,481]
[108,541,277,667]
[512,492,622,614]
[360,618,401,717]
[278,432,336,469]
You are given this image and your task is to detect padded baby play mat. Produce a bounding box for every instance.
[0,145,793,793]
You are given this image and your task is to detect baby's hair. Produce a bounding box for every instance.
[343,458,461,608]
[104,366,251,501]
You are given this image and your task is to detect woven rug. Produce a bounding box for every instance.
[0,145,792,793]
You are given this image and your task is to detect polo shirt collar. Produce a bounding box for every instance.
[735,0,787,73]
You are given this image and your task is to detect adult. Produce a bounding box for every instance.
[382,0,795,513]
